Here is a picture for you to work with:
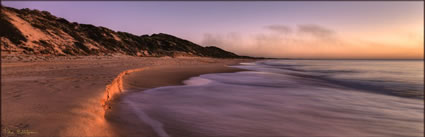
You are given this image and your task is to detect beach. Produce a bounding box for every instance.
[2,56,423,137]
[1,2,423,137]
[1,55,253,137]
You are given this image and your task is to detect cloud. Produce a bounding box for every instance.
[265,24,292,34]
[201,33,224,46]
[264,24,337,41]
[199,23,423,59]
[199,24,349,58]
[201,32,242,46]
[297,24,335,39]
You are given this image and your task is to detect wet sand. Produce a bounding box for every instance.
[123,64,245,90]
[1,55,254,137]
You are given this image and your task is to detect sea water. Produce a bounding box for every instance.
[123,60,424,137]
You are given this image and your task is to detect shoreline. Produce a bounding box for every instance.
[1,56,256,136]
[104,63,250,137]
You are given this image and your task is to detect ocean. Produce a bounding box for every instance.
[122,60,424,137]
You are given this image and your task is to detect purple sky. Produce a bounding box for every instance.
[2,1,423,58]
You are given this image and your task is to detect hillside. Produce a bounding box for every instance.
[0,6,245,58]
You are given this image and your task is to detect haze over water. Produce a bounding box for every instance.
[123,60,424,137]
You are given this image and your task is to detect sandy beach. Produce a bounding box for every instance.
[1,56,253,137]
[1,2,423,137]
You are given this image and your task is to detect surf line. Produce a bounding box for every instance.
[125,99,171,137]
[101,67,147,111]
[100,67,171,137]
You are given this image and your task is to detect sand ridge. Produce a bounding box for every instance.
[102,67,147,111]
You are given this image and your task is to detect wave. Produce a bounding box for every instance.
[119,60,424,137]
[248,60,424,99]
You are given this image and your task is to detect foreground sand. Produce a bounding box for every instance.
[1,56,254,137]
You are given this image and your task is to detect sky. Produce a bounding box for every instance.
[2,1,424,59]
